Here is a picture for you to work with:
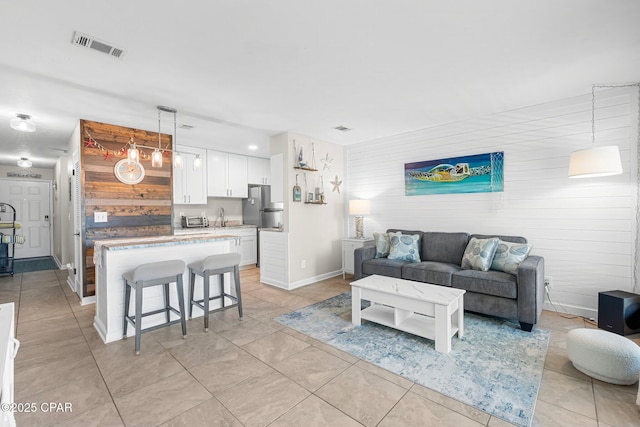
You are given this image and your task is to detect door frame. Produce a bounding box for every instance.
[0,178,54,260]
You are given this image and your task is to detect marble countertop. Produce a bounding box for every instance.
[92,234,236,267]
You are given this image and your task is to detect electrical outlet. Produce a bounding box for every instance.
[94,211,107,223]
[301,259,306,269]
[544,277,552,289]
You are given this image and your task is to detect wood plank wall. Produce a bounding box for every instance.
[346,87,638,317]
[80,120,173,297]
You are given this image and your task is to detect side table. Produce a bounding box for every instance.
[342,238,374,279]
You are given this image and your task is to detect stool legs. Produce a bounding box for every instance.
[134,286,143,355]
[123,281,131,338]
[188,269,195,319]
[234,266,243,320]
[176,275,187,338]
[203,273,210,332]
[163,283,170,323]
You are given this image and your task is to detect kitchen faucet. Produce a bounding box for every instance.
[219,207,225,227]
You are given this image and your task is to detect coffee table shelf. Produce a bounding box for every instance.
[361,304,453,340]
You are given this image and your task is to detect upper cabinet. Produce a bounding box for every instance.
[247,157,270,185]
[207,150,248,198]
[174,146,207,205]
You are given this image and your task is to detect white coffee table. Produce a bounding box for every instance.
[350,275,465,353]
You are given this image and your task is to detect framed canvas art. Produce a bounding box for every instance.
[405,152,504,196]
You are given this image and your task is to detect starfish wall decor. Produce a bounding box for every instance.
[330,175,342,193]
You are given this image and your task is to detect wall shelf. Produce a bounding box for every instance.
[294,166,318,172]
[304,201,327,205]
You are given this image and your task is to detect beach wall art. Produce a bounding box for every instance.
[405,152,504,196]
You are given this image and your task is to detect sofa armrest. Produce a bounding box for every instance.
[517,255,545,326]
[354,245,376,280]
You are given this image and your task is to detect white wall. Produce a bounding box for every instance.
[346,87,639,317]
[272,132,345,284]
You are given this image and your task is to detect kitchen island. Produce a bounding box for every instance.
[93,234,236,343]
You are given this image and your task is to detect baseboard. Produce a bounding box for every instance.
[81,295,96,306]
[543,301,597,320]
[93,317,109,343]
[261,270,343,290]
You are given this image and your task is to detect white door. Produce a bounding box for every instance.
[0,180,52,259]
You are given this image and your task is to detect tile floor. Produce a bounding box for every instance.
[2,268,639,426]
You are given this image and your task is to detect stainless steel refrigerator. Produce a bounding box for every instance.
[243,185,283,266]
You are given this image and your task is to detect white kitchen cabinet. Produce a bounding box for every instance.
[247,157,270,185]
[173,146,207,204]
[207,150,248,198]
[236,228,257,266]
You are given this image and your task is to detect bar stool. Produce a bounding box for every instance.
[123,259,187,355]
[188,253,243,331]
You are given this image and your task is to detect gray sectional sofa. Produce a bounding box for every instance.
[353,229,545,331]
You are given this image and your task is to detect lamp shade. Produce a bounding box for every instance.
[349,199,370,216]
[568,146,623,178]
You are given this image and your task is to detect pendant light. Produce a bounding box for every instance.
[127,143,139,164]
[152,108,163,168]
[568,85,623,178]
[193,154,202,171]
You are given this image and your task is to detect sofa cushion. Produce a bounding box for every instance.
[373,232,391,258]
[387,229,424,257]
[471,234,527,244]
[461,237,499,271]
[452,269,517,299]
[402,261,461,286]
[421,232,470,265]
[387,232,421,263]
[491,240,532,275]
[362,258,408,278]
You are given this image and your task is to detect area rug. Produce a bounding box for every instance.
[273,292,549,427]
[13,256,57,273]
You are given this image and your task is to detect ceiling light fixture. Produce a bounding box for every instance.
[17,157,32,168]
[248,145,258,150]
[567,84,635,178]
[10,114,36,133]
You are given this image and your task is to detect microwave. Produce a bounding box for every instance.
[181,216,209,228]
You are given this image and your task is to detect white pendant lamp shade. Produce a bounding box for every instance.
[568,146,623,178]
[10,114,36,132]
[127,143,139,163]
[151,149,163,168]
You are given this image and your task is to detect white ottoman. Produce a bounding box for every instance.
[567,328,640,385]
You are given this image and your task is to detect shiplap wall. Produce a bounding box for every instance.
[346,87,639,317]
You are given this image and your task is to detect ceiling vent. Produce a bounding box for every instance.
[72,31,126,59]
[334,125,351,132]
[179,124,195,130]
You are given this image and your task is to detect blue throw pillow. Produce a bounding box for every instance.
[490,240,532,275]
[387,232,421,263]
[373,232,391,258]
[461,237,499,271]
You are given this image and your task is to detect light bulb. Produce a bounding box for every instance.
[151,149,163,168]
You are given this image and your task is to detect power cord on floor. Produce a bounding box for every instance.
[545,285,597,325]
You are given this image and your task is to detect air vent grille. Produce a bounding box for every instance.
[334,125,351,132]
[72,31,126,59]
[179,124,195,130]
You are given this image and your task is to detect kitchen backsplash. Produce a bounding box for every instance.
[173,198,243,228]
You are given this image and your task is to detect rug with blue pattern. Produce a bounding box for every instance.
[273,292,549,427]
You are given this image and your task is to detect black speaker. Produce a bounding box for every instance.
[598,290,640,336]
